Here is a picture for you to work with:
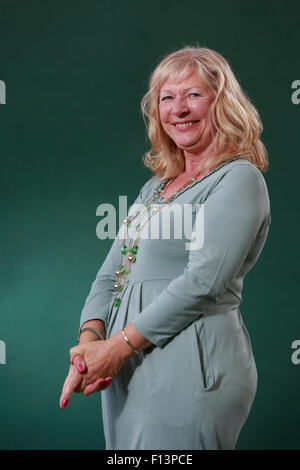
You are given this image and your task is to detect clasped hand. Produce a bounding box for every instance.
[59,337,126,409]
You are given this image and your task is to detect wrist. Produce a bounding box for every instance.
[78,321,106,344]
[108,330,137,361]
[78,330,101,344]
[79,320,106,339]
[121,328,140,355]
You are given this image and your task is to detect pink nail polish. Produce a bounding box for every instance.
[77,364,83,372]
[106,377,112,384]
[62,398,68,407]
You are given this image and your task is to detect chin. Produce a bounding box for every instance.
[174,139,200,149]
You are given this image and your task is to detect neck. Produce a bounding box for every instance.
[184,154,203,175]
[183,146,213,177]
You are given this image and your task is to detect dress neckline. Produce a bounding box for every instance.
[154,156,247,204]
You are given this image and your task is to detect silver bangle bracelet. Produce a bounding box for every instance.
[122,328,139,354]
[78,327,105,343]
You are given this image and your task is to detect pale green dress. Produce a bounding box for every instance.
[79,157,271,450]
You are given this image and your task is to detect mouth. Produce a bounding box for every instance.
[172,120,200,129]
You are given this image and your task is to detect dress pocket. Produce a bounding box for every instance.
[194,320,215,391]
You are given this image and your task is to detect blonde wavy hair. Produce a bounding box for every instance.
[141,45,269,179]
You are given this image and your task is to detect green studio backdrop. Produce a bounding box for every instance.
[0,0,299,450]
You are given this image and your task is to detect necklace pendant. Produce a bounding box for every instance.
[128,253,136,263]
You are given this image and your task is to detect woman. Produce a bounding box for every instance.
[60,46,271,450]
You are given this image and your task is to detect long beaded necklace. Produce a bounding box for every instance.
[112,173,202,308]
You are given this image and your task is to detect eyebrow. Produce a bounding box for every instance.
[160,86,205,95]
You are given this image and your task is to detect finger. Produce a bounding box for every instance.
[82,378,108,396]
[61,365,78,396]
[83,378,105,395]
[73,354,86,373]
[60,367,82,408]
[83,376,113,396]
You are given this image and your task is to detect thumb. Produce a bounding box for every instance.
[73,354,86,373]
[69,344,83,365]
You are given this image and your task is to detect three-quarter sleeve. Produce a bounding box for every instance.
[132,164,271,348]
[79,236,122,332]
[79,177,154,332]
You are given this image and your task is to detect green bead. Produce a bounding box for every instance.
[114,298,121,307]
[121,245,128,254]
[189,177,196,182]
[131,245,138,255]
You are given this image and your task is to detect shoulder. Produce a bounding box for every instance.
[227,158,267,179]
[207,158,271,222]
[210,158,269,198]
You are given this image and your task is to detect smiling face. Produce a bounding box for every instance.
[158,69,216,157]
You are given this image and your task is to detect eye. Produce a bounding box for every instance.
[190,92,202,97]
[160,95,173,101]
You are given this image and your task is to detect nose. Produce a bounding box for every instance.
[172,96,189,116]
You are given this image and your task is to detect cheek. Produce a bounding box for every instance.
[158,105,167,122]
[190,100,212,118]
[159,101,175,119]
[161,121,172,137]
[159,107,172,133]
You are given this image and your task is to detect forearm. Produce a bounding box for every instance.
[122,322,153,352]
[107,322,153,364]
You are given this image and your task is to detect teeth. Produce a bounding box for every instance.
[175,121,197,128]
